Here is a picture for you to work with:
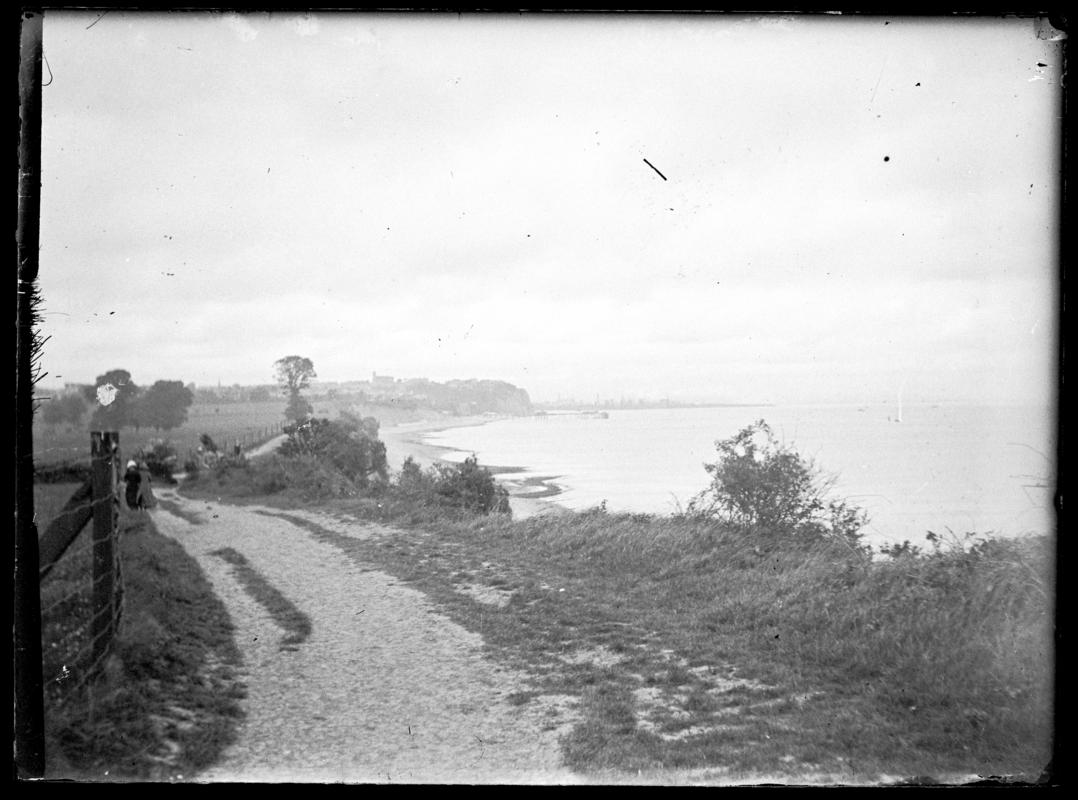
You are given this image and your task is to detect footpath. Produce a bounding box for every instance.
[150,486,581,784]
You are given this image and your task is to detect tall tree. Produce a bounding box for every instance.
[85,369,140,430]
[137,380,195,431]
[274,356,316,422]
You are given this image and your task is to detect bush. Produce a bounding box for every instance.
[431,455,511,515]
[396,456,433,494]
[389,455,510,516]
[279,417,387,487]
[138,440,179,484]
[255,453,355,500]
[688,419,867,551]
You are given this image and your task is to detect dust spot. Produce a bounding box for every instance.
[96,383,117,406]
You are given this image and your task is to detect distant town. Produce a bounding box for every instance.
[47,371,766,419]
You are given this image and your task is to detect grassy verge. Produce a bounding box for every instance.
[209,547,312,650]
[178,449,1055,783]
[34,484,246,781]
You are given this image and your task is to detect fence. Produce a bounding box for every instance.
[37,432,124,707]
[185,419,286,466]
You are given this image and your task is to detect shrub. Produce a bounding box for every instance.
[688,419,868,551]
[396,456,432,494]
[431,455,511,515]
[258,453,355,500]
[279,416,387,487]
[138,440,178,484]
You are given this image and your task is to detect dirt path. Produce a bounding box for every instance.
[244,434,288,459]
[149,487,580,784]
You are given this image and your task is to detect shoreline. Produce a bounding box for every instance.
[380,414,571,520]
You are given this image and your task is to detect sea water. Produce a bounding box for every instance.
[422,404,1056,548]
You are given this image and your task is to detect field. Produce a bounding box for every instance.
[33,398,442,469]
[33,400,289,467]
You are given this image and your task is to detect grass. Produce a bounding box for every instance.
[190,447,1054,784]
[28,401,1054,784]
[34,483,246,781]
[33,400,290,467]
[32,398,443,469]
[209,547,313,650]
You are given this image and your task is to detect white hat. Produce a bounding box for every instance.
[127,460,137,469]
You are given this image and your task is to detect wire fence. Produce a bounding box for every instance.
[35,417,289,472]
[37,432,124,709]
[184,419,286,467]
[36,421,287,708]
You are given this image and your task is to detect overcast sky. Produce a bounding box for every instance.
[36,11,1061,405]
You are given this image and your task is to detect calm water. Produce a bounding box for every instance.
[423,404,1056,547]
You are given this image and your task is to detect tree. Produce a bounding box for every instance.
[41,392,87,429]
[285,393,313,423]
[85,369,140,430]
[274,355,316,397]
[274,356,316,422]
[689,419,867,548]
[137,380,195,431]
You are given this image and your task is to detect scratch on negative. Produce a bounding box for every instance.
[643,158,668,181]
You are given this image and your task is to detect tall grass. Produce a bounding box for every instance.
[34,485,244,779]
[178,441,1055,779]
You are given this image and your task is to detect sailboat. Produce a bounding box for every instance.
[887,381,905,423]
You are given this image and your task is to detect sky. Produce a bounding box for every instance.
[35,11,1062,406]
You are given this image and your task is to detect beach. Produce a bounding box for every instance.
[380,414,569,520]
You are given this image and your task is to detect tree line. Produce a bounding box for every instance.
[40,369,195,433]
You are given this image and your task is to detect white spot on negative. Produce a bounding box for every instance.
[96,383,118,406]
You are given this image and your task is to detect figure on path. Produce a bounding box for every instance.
[138,460,155,509]
[123,459,143,511]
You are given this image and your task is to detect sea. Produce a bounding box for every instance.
[421,404,1057,549]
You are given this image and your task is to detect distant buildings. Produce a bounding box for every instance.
[300,374,534,416]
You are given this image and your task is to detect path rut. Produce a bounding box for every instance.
[150,487,580,784]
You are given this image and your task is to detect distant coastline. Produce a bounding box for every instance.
[533,401,773,413]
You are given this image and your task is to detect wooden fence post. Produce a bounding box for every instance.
[90,431,119,677]
[15,10,45,779]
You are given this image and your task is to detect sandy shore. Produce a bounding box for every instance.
[380,415,571,521]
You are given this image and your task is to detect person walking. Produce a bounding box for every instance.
[138,460,155,509]
[123,459,143,511]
